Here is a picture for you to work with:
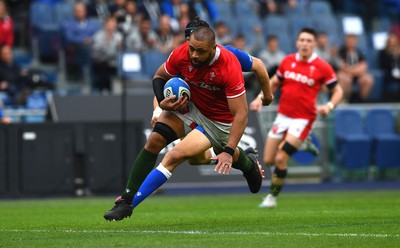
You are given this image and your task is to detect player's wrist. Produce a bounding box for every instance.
[326,101,335,111]
[223,146,235,157]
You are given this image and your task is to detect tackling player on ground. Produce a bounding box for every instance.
[250,27,343,208]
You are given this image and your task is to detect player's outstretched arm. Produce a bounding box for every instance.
[317,83,343,117]
[250,74,281,112]
[251,57,274,105]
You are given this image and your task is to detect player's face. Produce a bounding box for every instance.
[296,32,316,60]
[188,37,215,68]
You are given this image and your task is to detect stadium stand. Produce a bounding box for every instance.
[309,0,333,17]
[141,49,167,78]
[365,109,400,169]
[334,109,372,171]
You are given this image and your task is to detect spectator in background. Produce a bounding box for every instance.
[232,25,263,55]
[109,0,127,20]
[337,34,374,103]
[161,0,182,19]
[91,16,122,93]
[378,32,400,102]
[0,46,30,105]
[188,0,218,24]
[138,0,162,28]
[214,21,233,46]
[161,0,188,32]
[125,17,157,52]
[177,10,190,33]
[258,35,286,77]
[117,0,143,36]
[86,0,111,21]
[154,14,175,54]
[0,0,13,48]
[314,32,341,71]
[232,31,263,92]
[0,101,11,124]
[256,0,284,19]
[62,2,99,75]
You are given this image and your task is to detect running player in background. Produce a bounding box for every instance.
[104,26,264,221]
[250,27,343,208]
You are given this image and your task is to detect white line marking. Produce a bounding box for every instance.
[1,229,399,238]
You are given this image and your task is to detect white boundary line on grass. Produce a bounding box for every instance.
[2,229,400,238]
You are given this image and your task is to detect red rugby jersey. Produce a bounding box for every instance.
[276,53,337,119]
[164,43,245,123]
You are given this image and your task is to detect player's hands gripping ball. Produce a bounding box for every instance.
[161,77,191,111]
[163,77,191,101]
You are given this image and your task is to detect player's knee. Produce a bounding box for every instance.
[165,149,186,165]
[263,156,274,166]
[274,153,287,167]
[144,135,165,153]
[152,122,178,145]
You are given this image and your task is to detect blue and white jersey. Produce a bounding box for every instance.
[224,45,253,72]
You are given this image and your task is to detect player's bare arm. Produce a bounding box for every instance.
[250,74,281,112]
[251,57,274,105]
[317,83,344,117]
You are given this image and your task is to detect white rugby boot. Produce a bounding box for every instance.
[258,194,277,208]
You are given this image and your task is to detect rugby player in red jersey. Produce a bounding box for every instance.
[104,26,265,221]
[250,27,343,208]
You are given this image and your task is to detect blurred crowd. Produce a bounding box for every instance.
[0,0,400,123]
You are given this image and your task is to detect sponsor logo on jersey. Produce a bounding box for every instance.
[284,71,315,86]
[190,81,221,91]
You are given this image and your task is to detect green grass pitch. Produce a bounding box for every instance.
[1,190,399,247]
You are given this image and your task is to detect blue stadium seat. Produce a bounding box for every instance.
[54,2,74,25]
[275,32,294,54]
[13,49,33,68]
[367,69,384,102]
[141,50,168,78]
[373,17,391,32]
[118,52,150,81]
[287,15,313,36]
[213,1,233,21]
[237,14,261,46]
[29,2,57,32]
[262,15,289,38]
[334,109,372,170]
[309,0,333,17]
[312,14,342,45]
[233,0,255,15]
[365,109,400,169]
[29,2,60,60]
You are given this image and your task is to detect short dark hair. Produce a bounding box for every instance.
[297,27,317,40]
[190,26,215,46]
[185,16,210,40]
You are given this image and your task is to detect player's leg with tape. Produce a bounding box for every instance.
[132,128,211,210]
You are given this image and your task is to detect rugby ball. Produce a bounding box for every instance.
[163,77,191,101]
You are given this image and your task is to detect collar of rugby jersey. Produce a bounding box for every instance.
[295,52,318,63]
[208,46,221,66]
